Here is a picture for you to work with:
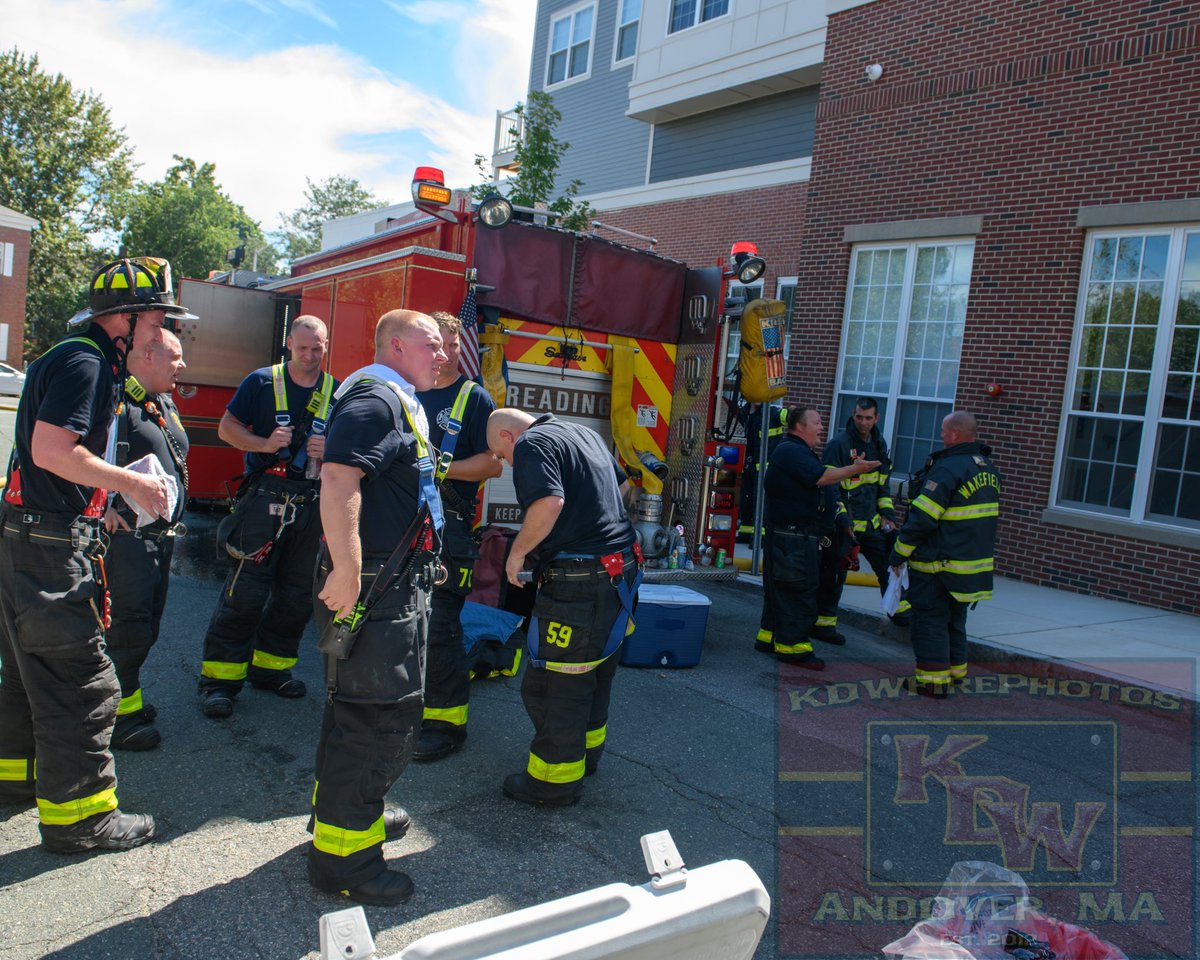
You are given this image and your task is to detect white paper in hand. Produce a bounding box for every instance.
[120,453,178,527]
[881,563,909,617]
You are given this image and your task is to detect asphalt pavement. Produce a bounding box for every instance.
[0,512,1195,960]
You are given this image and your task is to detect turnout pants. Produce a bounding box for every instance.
[813,541,848,637]
[758,527,820,659]
[0,512,124,842]
[309,554,429,889]
[421,514,478,740]
[106,532,174,718]
[200,476,321,693]
[907,569,969,691]
[520,557,638,800]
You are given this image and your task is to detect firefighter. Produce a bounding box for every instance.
[309,309,446,906]
[198,315,338,719]
[487,408,642,807]
[104,328,189,751]
[0,256,191,852]
[889,411,1000,698]
[756,405,879,669]
[413,311,501,763]
[820,396,909,640]
[737,399,786,543]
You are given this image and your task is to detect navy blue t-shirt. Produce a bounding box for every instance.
[511,414,633,558]
[764,434,838,529]
[322,380,424,556]
[226,364,339,479]
[115,384,190,525]
[416,375,495,512]
[5,323,119,515]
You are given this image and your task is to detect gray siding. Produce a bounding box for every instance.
[529,0,650,196]
[649,87,818,183]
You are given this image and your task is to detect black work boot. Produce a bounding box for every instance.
[112,711,162,751]
[502,772,580,807]
[809,629,846,646]
[201,688,235,719]
[310,866,415,906]
[249,670,306,699]
[412,728,465,763]
[42,811,157,854]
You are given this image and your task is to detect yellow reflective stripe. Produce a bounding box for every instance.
[773,640,813,655]
[0,758,30,782]
[423,704,468,726]
[396,397,428,458]
[816,615,837,628]
[201,660,249,681]
[915,668,951,681]
[252,650,298,671]
[894,540,915,558]
[951,589,993,602]
[527,752,585,784]
[309,371,334,420]
[117,688,144,716]
[586,725,607,749]
[949,663,968,678]
[912,495,944,520]
[312,781,319,805]
[312,814,386,858]
[909,557,993,576]
[450,379,474,421]
[38,787,118,826]
[942,502,999,520]
[897,599,911,613]
[852,519,868,532]
[271,363,288,414]
[877,497,894,510]
[499,649,522,677]
[756,628,773,643]
[544,656,607,675]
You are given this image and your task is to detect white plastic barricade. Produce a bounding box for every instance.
[319,831,770,960]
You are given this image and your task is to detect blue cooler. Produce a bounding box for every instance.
[620,583,711,668]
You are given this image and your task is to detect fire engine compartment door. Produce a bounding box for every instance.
[176,279,278,387]
[481,363,614,528]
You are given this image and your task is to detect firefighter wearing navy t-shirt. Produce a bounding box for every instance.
[487,408,641,807]
[0,257,190,853]
[413,311,501,763]
[756,405,879,670]
[199,315,338,719]
[309,309,446,906]
[104,329,190,751]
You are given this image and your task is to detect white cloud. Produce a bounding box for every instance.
[1,0,536,233]
[276,0,338,29]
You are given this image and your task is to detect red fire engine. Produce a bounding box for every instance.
[173,169,777,571]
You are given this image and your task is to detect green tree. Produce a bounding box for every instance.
[120,156,278,281]
[0,48,135,357]
[473,90,596,231]
[277,175,385,264]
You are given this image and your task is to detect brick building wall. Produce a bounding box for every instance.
[0,224,32,366]
[798,0,1200,611]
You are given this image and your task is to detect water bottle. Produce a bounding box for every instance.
[305,456,322,480]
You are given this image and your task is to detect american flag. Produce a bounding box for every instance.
[762,319,786,385]
[457,287,482,381]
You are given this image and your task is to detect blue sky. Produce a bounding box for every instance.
[3,0,537,229]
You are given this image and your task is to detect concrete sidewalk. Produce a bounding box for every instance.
[738,564,1200,700]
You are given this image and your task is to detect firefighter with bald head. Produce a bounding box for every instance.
[889,411,1000,698]
[308,309,447,905]
[198,315,338,719]
[487,407,641,806]
[0,256,192,853]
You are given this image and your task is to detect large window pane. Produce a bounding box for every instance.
[669,0,696,32]
[893,400,951,476]
[1149,425,1200,527]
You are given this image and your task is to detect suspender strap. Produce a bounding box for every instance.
[270,363,290,427]
[396,391,445,534]
[306,371,334,435]
[433,380,475,486]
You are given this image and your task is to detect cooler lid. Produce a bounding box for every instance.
[638,583,712,606]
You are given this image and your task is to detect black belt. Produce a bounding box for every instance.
[0,509,104,549]
[117,519,187,542]
[769,523,820,536]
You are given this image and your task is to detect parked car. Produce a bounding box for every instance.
[0,361,25,396]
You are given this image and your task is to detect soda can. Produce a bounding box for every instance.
[716,548,727,568]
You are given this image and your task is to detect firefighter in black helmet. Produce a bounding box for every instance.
[0,256,195,853]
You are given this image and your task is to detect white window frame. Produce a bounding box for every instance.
[545,2,597,89]
[1050,224,1199,530]
[833,238,976,477]
[0,242,12,277]
[667,0,730,35]
[776,275,797,360]
[612,0,641,64]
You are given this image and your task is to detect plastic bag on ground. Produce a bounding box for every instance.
[881,861,1127,960]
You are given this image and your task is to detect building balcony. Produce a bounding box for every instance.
[491,106,524,179]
